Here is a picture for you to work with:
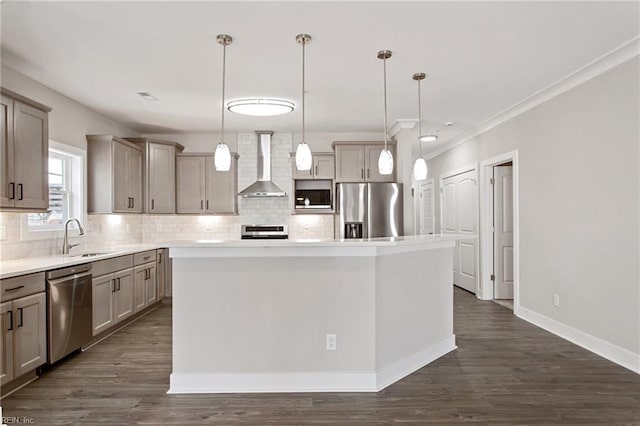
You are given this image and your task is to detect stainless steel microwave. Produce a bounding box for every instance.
[294,180,332,210]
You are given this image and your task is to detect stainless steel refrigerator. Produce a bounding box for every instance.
[336,183,403,239]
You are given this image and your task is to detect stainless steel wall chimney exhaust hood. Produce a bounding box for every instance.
[238,131,288,197]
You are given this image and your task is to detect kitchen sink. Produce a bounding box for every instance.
[74,251,116,257]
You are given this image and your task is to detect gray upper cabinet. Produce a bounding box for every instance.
[0,89,51,211]
[87,135,143,214]
[333,142,397,183]
[292,152,335,180]
[176,153,238,215]
[125,138,185,214]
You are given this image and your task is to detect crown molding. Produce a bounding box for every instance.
[425,36,640,161]
[388,119,418,138]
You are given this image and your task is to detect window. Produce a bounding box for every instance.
[27,153,72,229]
[21,141,85,240]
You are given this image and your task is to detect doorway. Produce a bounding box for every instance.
[415,178,435,235]
[492,163,514,309]
[440,165,478,294]
[479,151,520,313]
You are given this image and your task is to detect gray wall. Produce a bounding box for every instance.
[423,57,639,356]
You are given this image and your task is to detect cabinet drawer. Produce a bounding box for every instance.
[0,272,45,302]
[92,255,133,277]
[134,250,156,266]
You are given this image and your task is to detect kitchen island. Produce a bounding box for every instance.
[167,235,463,393]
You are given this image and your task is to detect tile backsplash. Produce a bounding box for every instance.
[0,132,335,262]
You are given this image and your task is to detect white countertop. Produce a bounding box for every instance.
[0,234,475,279]
[0,243,162,280]
[168,234,473,258]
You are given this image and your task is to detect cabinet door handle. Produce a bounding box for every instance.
[131,197,135,208]
[5,285,25,293]
[361,169,364,179]
[367,169,370,179]
[151,199,155,210]
[7,310,13,331]
[17,183,23,200]
[17,308,23,327]
[201,200,204,210]
[111,279,116,293]
[315,165,318,176]
[117,277,121,291]
[8,182,15,200]
[158,253,162,264]
[206,200,209,210]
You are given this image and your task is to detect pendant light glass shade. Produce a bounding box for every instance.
[214,34,232,171]
[295,34,313,171]
[214,143,231,171]
[377,50,393,175]
[295,142,312,170]
[413,157,428,180]
[378,148,394,175]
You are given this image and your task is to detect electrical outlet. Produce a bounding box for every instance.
[553,294,560,307]
[0,225,6,241]
[326,334,337,351]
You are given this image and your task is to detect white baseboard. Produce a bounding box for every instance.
[168,371,377,394]
[168,335,458,394]
[517,306,640,374]
[376,335,457,391]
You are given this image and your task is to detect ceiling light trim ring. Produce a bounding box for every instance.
[227,98,295,116]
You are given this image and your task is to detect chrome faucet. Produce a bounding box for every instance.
[62,218,85,255]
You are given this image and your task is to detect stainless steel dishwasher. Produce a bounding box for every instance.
[46,264,93,364]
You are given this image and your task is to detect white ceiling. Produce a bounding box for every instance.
[2,1,638,153]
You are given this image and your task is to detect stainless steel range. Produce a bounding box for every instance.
[241,225,288,240]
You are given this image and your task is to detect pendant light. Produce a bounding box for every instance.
[214,34,232,171]
[377,50,393,175]
[413,72,428,180]
[295,34,312,171]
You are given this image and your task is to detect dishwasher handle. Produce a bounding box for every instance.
[46,270,93,286]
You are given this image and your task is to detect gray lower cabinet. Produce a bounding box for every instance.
[0,272,47,387]
[87,135,143,214]
[133,250,157,313]
[176,153,238,214]
[92,255,136,336]
[125,138,185,213]
[0,89,51,211]
[92,267,135,336]
[133,262,156,313]
[156,249,167,300]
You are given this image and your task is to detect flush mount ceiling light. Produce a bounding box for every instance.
[295,33,312,171]
[214,34,232,172]
[227,98,295,116]
[377,50,394,176]
[413,72,428,181]
[420,134,438,142]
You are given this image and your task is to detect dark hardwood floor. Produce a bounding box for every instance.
[2,288,639,425]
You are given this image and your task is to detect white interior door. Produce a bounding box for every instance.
[442,169,478,293]
[418,180,435,235]
[493,165,514,299]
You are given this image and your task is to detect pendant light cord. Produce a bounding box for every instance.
[383,56,388,150]
[221,41,227,144]
[302,38,306,143]
[417,78,423,158]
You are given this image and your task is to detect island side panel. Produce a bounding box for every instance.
[171,255,376,389]
[374,246,456,387]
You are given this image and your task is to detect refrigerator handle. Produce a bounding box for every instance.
[365,184,370,239]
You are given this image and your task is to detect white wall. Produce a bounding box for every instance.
[1,65,139,149]
[417,58,639,362]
